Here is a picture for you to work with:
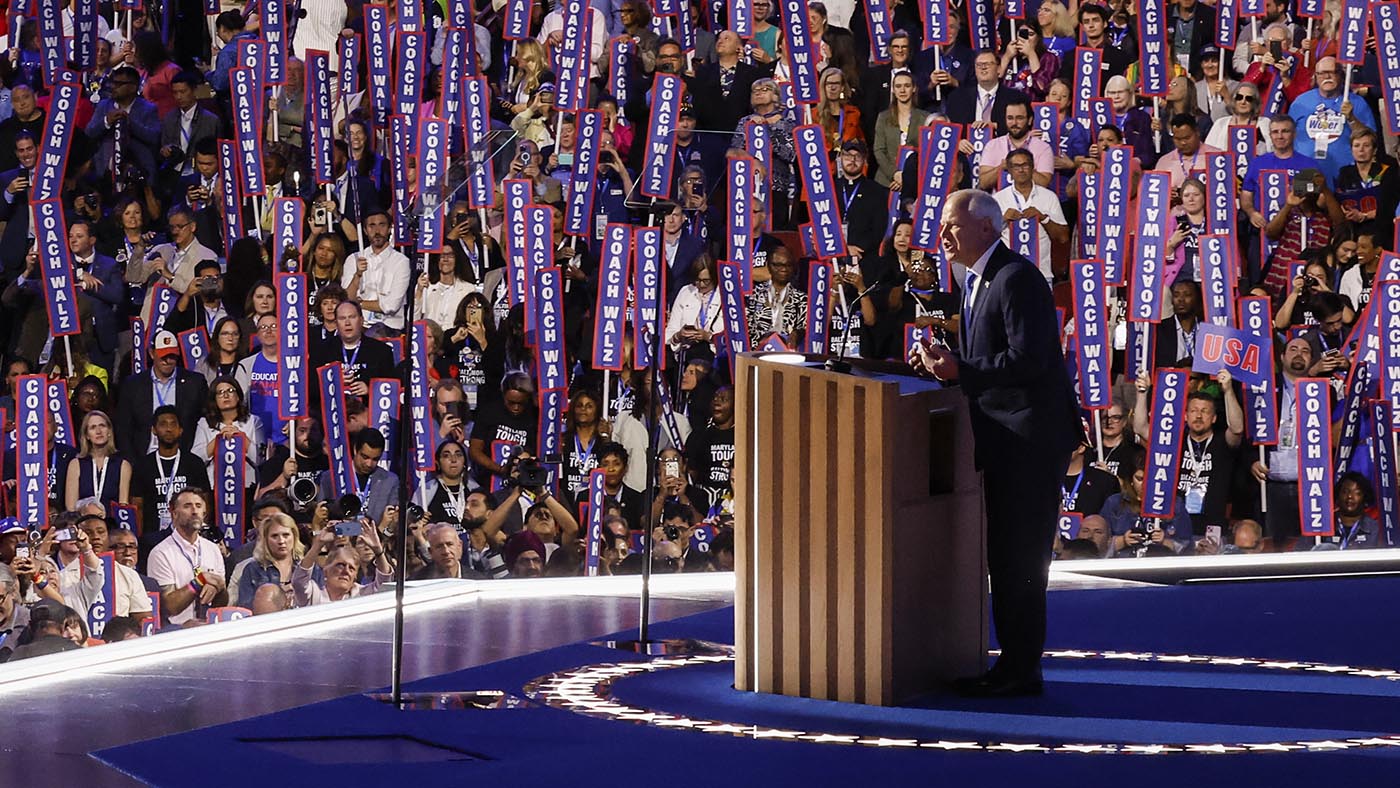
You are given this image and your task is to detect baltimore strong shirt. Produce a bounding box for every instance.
[132,449,207,533]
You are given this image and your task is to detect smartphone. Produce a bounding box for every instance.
[1205,525,1221,543]
[445,401,466,422]
[53,528,76,542]
[663,458,681,479]
[1269,40,1284,60]
[15,545,29,559]
[333,520,363,537]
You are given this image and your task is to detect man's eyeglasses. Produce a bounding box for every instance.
[169,221,193,231]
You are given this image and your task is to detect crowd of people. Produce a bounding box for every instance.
[0,0,1395,658]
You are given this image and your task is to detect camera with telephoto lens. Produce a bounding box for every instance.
[289,477,320,509]
[198,521,223,544]
[118,162,146,194]
[326,494,363,521]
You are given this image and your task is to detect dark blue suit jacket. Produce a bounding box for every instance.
[78,253,125,356]
[958,242,1081,468]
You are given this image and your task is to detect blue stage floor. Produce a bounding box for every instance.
[91,575,1400,787]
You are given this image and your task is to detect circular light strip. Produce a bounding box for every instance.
[522,646,1400,755]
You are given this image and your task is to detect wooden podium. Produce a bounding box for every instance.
[733,353,987,706]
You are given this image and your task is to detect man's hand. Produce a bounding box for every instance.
[355,255,369,275]
[7,175,29,194]
[909,338,958,381]
[1250,460,1268,482]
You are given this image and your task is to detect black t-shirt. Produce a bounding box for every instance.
[130,449,208,535]
[425,478,470,526]
[560,432,601,511]
[469,400,537,485]
[1177,432,1236,534]
[1061,465,1120,517]
[685,424,735,493]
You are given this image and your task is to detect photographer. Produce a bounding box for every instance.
[480,452,578,546]
[172,138,224,253]
[256,417,330,521]
[1272,260,1353,332]
[647,448,709,527]
[166,258,232,334]
[293,516,392,605]
[317,428,399,524]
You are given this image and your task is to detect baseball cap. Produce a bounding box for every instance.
[1200,46,1220,61]
[0,518,22,536]
[152,329,180,358]
[679,105,697,120]
[840,139,869,156]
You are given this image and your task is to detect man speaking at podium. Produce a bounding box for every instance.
[910,189,1081,697]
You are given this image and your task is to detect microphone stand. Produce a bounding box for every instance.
[823,274,885,374]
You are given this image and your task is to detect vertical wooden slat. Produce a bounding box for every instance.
[806,376,831,698]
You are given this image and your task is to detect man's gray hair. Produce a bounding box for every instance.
[425,522,461,543]
[948,188,1005,233]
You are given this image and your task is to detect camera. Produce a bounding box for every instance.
[663,524,681,541]
[1292,168,1321,197]
[333,520,363,537]
[326,494,363,521]
[405,503,425,524]
[81,193,98,210]
[198,521,223,543]
[197,276,220,299]
[516,458,551,489]
[289,476,320,509]
[53,528,77,542]
[313,201,332,227]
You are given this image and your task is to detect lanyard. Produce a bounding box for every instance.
[574,433,596,468]
[356,473,373,506]
[154,374,175,407]
[343,343,362,367]
[442,481,464,520]
[1187,435,1212,475]
[1179,319,1197,358]
[1340,518,1364,548]
[91,457,110,497]
[842,180,861,214]
[697,289,718,329]
[1062,469,1085,510]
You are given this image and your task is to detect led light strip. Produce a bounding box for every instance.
[524,646,1400,755]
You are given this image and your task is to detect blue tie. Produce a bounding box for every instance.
[963,269,979,317]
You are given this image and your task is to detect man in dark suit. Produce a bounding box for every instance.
[158,73,220,203]
[945,50,1029,138]
[69,219,126,372]
[686,30,765,139]
[173,138,225,254]
[911,189,1081,697]
[115,330,210,459]
[0,132,39,359]
[84,66,162,181]
[859,30,917,144]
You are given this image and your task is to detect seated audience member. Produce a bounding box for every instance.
[293,524,393,605]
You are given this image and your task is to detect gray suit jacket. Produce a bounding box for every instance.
[159,107,220,160]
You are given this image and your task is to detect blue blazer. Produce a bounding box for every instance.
[957,242,1082,468]
[80,253,125,355]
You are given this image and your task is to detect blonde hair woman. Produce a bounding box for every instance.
[233,512,309,607]
[65,410,132,510]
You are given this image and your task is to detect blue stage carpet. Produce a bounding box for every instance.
[95,577,1400,787]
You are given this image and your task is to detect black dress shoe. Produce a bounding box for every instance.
[952,671,1044,698]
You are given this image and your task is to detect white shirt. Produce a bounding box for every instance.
[61,558,152,620]
[993,183,1067,281]
[417,279,477,329]
[147,531,226,625]
[193,415,266,484]
[964,242,1000,312]
[665,284,723,351]
[538,7,609,80]
[342,244,414,330]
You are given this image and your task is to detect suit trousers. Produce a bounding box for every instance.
[981,438,1071,677]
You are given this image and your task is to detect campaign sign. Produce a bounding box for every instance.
[416,117,448,252]
[1241,0,1264,15]
[1216,0,1237,48]
[16,375,49,528]
[490,440,513,492]
[865,0,893,62]
[533,267,568,390]
[273,197,304,262]
[1229,124,1255,185]
[177,328,210,370]
[609,37,633,104]
[388,115,413,244]
[215,434,246,548]
[369,378,399,466]
[566,110,603,238]
[366,3,393,123]
[503,179,531,306]
[793,124,847,258]
[395,30,427,154]
[1296,378,1335,536]
[538,389,565,482]
[967,122,993,175]
[36,0,63,86]
[1143,368,1189,518]
[632,226,664,368]
[1336,364,1369,472]
[33,77,79,201]
[47,379,70,446]
[1128,171,1171,321]
[807,262,832,354]
[1033,102,1060,150]
[1058,512,1083,539]
[230,67,265,194]
[463,76,495,209]
[522,204,553,333]
[1072,48,1102,122]
[967,0,994,50]
[586,468,607,575]
[1239,295,1279,444]
[1089,97,1114,136]
[912,122,961,253]
[779,0,820,103]
[641,73,684,198]
[317,363,355,498]
[1190,324,1269,388]
[1011,219,1039,269]
[397,0,422,30]
[503,0,530,39]
[1206,152,1237,234]
[593,224,632,371]
[1376,2,1400,135]
[31,199,80,336]
[1259,170,1288,265]
[1199,235,1237,327]
[338,33,360,102]
[745,120,772,231]
[1078,172,1100,258]
[1380,280,1400,427]
[109,503,137,535]
[85,551,115,638]
[1339,0,1368,65]
[276,273,308,419]
[925,0,951,46]
[1071,260,1111,409]
[150,282,179,335]
[1098,145,1132,284]
[1373,400,1400,545]
[72,0,97,69]
[440,28,469,126]
[554,0,592,112]
[718,261,751,377]
[1137,0,1169,96]
[143,593,161,635]
[206,607,250,623]
[131,317,147,376]
[307,49,335,184]
[728,156,757,282]
[409,321,435,471]
[264,0,288,85]
[218,140,245,246]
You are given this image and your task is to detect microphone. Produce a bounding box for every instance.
[823,271,886,374]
